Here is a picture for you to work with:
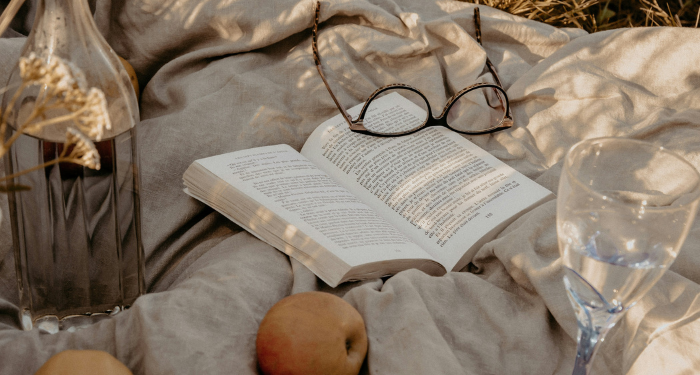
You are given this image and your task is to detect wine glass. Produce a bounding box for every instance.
[557,137,700,375]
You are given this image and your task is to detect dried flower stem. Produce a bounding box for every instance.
[1,157,65,182]
[0,134,96,183]
[0,0,26,37]
[0,81,29,141]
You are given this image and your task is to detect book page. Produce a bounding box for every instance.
[301,93,553,270]
[192,144,435,268]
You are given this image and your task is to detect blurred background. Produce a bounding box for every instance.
[2,0,699,35]
[460,0,700,31]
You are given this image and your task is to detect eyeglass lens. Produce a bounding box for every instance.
[362,89,428,135]
[445,86,507,133]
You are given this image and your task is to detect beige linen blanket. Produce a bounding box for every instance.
[1,0,699,374]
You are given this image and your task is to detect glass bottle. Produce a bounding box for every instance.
[2,0,144,333]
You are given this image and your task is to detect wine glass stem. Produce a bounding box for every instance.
[572,325,604,375]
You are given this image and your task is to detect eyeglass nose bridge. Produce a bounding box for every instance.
[429,112,449,127]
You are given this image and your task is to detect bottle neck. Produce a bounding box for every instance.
[30,0,97,58]
[18,0,138,142]
[38,0,92,17]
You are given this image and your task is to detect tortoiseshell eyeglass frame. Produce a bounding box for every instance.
[312,1,514,137]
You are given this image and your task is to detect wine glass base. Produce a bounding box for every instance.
[20,306,125,334]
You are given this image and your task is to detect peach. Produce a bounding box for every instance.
[256,291,368,375]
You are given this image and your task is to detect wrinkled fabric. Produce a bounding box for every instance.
[1,0,699,374]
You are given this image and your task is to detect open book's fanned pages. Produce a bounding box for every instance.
[184,93,553,286]
[301,92,554,272]
[183,145,444,287]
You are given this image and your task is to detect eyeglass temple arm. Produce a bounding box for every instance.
[313,1,356,129]
[313,3,512,130]
[474,7,513,125]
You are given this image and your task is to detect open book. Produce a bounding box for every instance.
[183,93,553,287]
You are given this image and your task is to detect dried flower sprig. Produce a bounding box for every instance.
[0,128,101,187]
[4,53,112,141]
[0,53,108,191]
[64,127,101,170]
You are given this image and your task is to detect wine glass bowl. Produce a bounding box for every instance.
[557,137,700,374]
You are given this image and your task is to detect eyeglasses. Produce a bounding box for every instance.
[312,2,513,137]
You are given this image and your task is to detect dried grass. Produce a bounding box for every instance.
[459,0,700,32]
